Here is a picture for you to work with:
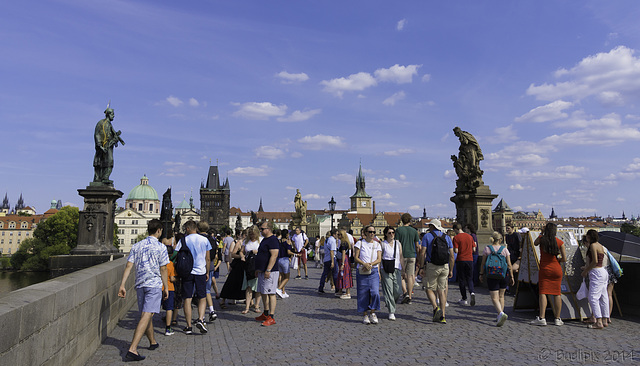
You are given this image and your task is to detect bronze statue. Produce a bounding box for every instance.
[451,126,484,192]
[93,104,124,185]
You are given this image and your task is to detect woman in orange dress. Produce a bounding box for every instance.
[530,222,567,326]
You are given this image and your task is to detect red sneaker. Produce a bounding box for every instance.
[255,314,268,322]
[261,316,276,327]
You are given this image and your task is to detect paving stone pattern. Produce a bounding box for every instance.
[86,265,640,365]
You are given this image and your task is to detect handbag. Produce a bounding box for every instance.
[576,279,588,300]
[605,248,623,278]
[358,241,373,275]
[382,240,397,274]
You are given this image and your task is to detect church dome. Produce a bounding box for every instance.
[127,175,159,201]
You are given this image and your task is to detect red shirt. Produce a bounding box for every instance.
[453,232,476,262]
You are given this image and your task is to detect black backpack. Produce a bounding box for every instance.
[244,251,256,280]
[430,232,450,265]
[175,237,194,278]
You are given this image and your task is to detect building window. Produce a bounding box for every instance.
[21,222,28,229]
[118,229,124,234]
[131,229,138,234]
[138,203,143,211]
[132,220,138,225]
[9,222,16,229]
[18,232,21,236]
[7,248,11,254]
[149,204,153,212]
[131,239,136,244]
[0,222,3,228]
[129,203,133,209]
[119,220,125,225]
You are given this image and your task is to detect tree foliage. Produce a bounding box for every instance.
[620,223,640,237]
[10,206,79,271]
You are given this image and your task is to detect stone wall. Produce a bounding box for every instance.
[0,257,134,366]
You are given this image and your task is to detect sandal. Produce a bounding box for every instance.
[252,308,261,313]
[582,319,596,324]
[241,309,249,314]
[587,324,604,329]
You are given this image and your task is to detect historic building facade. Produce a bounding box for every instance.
[115,175,160,252]
[200,165,230,231]
[0,200,58,255]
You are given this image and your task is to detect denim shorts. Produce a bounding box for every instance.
[277,257,291,274]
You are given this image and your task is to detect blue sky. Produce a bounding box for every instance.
[2,1,640,219]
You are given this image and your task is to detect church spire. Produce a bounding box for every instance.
[258,197,264,212]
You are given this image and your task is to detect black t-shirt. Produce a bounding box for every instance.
[278,239,293,258]
[505,232,521,262]
[256,235,280,272]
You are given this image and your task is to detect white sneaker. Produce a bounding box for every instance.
[530,316,547,326]
[458,299,468,306]
[388,313,396,321]
[554,318,564,326]
[340,294,351,299]
[363,314,371,325]
[283,292,290,298]
[370,313,379,324]
[275,288,283,298]
[497,312,508,327]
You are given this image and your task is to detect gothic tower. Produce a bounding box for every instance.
[350,163,372,214]
[200,164,230,230]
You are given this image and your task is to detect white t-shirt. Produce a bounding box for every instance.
[355,239,381,269]
[175,233,212,275]
[244,240,259,254]
[292,233,307,252]
[381,239,402,270]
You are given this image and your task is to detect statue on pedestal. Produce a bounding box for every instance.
[93,103,125,186]
[451,126,484,192]
[294,189,308,224]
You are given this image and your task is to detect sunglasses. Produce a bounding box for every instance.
[366,230,376,234]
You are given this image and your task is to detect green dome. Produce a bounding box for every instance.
[127,175,159,201]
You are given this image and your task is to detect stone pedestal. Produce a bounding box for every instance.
[450,185,498,248]
[71,185,123,255]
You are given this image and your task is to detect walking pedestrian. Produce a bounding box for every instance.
[530,222,566,326]
[581,229,609,329]
[380,226,403,320]
[479,232,514,327]
[354,225,382,324]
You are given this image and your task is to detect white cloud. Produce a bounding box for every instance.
[378,193,392,199]
[229,165,270,176]
[507,165,585,180]
[384,148,413,156]
[422,74,431,82]
[374,64,421,84]
[188,98,200,107]
[515,100,573,123]
[255,146,285,160]
[331,173,353,183]
[409,205,421,210]
[382,91,406,106]
[444,169,456,179]
[291,152,303,158]
[276,71,309,84]
[542,115,640,145]
[303,193,322,199]
[397,19,407,31]
[509,184,534,190]
[160,161,197,177]
[526,46,640,105]
[298,134,345,150]
[232,102,287,120]
[166,95,183,107]
[485,124,518,144]
[320,72,377,97]
[369,177,411,189]
[277,109,321,122]
[399,174,406,180]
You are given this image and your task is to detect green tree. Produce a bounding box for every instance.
[113,222,120,249]
[620,223,640,237]
[136,232,148,242]
[10,206,79,271]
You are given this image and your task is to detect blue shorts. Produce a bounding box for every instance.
[277,257,290,274]
[163,291,175,311]
[136,287,162,314]
[206,271,213,294]
[213,270,219,279]
[182,274,207,299]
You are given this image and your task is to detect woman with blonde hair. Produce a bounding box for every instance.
[336,230,354,299]
[241,225,262,314]
[479,231,514,326]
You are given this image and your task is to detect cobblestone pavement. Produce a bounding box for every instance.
[87,265,640,365]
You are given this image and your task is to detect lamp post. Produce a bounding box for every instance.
[328,196,336,230]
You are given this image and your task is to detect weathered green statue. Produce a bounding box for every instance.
[93,104,124,185]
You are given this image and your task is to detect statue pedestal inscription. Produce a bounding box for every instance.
[72,185,123,255]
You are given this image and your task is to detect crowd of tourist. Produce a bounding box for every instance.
[118,216,620,361]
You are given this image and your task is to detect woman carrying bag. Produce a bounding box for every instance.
[354,225,382,324]
[380,226,403,320]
